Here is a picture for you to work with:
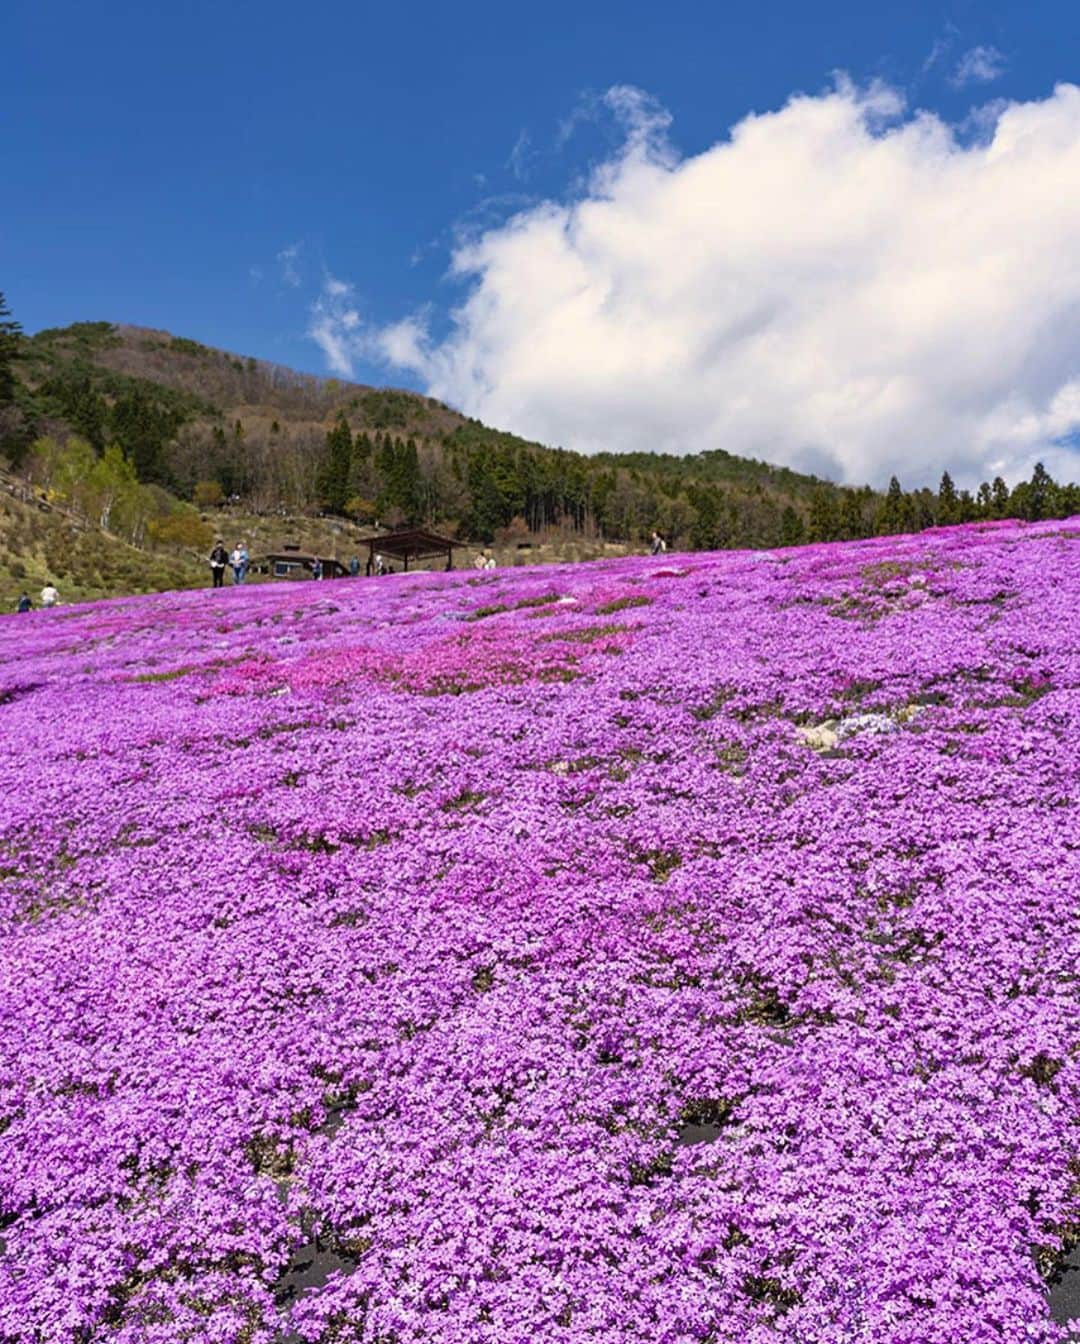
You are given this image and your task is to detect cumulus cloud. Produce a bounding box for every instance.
[951,45,1007,88]
[312,78,1080,487]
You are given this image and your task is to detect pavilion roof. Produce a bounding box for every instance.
[363,528,458,561]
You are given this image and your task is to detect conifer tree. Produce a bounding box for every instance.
[991,476,1010,518]
[879,476,905,534]
[0,292,24,407]
[319,414,353,514]
[779,505,805,547]
[840,490,864,539]
[937,471,958,525]
[807,488,840,543]
[1026,462,1053,521]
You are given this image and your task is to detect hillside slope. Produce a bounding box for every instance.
[11,321,844,539]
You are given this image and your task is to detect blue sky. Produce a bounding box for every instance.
[4,0,1079,485]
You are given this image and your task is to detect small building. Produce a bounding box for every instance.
[264,543,350,580]
[362,528,458,575]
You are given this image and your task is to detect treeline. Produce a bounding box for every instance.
[2,299,1078,555]
[307,412,1079,546]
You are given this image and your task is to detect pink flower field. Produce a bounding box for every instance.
[1,519,1079,1344]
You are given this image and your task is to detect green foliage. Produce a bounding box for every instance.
[376,434,422,524]
[356,390,414,429]
[10,318,1080,561]
[29,320,119,352]
[0,292,23,406]
[937,471,958,524]
[193,479,224,507]
[168,336,214,358]
[318,415,353,515]
[779,505,805,547]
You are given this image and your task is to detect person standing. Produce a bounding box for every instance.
[231,541,249,584]
[16,593,31,613]
[349,554,360,577]
[209,539,228,588]
[311,557,323,581]
[650,530,667,556]
[40,583,59,607]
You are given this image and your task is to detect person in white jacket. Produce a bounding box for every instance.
[40,584,59,607]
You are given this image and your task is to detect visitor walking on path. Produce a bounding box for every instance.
[231,542,249,585]
[650,530,667,556]
[16,593,31,613]
[209,540,228,588]
[311,557,323,581]
[349,554,360,577]
[40,584,59,607]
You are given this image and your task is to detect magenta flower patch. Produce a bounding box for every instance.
[1,519,1078,1343]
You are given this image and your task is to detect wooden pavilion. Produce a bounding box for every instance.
[363,528,458,575]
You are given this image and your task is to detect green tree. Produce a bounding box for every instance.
[976,482,993,516]
[1026,461,1054,521]
[991,476,1011,518]
[318,415,353,514]
[0,292,22,407]
[89,443,141,531]
[839,490,865,539]
[807,488,840,543]
[110,387,181,485]
[937,471,958,525]
[878,476,905,534]
[779,504,805,547]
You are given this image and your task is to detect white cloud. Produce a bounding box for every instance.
[921,27,958,76]
[508,130,534,182]
[277,242,303,289]
[312,78,1080,487]
[951,45,1007,88]
[307,275,362,376]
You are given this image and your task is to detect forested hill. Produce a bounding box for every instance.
[2,307,1077,552]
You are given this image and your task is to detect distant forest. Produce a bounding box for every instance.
[1,294,1077,553]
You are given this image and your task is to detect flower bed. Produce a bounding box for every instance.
[1,519,1078,1343]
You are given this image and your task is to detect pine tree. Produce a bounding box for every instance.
[937,471,958,525]
[807,488,840,543]
[0,292,24,407]
[991,476,1010,518]
[318,415,353,514]
[879,476,905,534]
[839,490,864,539]
[779,505,805,547]
[1026,462,1054,521]
[976,482,992,517]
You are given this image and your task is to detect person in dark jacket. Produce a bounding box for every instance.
[16,593,31,613]
[209,540,228,588]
